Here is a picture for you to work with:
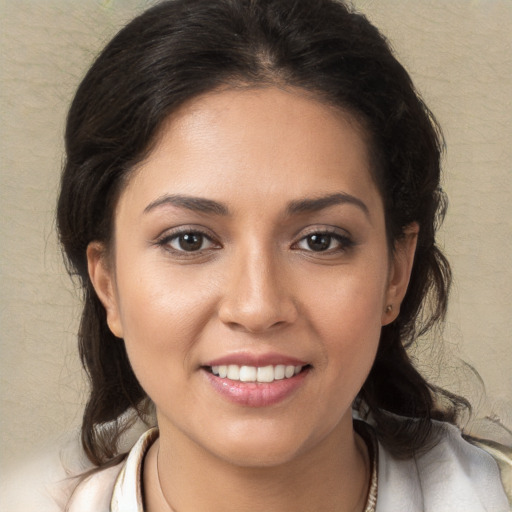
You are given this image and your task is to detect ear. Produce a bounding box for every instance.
[382,222,419,325]
[87,242,123,338]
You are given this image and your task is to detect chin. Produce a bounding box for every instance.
[198,420,325,469]
[213,439,306,469]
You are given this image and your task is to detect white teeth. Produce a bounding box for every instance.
[239,365,257,382]
[274,364,285,380]
[257,365,274,383]
[227,365,240,380]
[284,365,295,378]
[210,364,304,382]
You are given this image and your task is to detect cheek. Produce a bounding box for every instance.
[117,259,217,334]
[302,260,388,330]
[299,263,387,376]
[113,261,220,388]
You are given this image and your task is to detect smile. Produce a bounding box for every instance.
[210,364,304,383]
[204,365,310,407]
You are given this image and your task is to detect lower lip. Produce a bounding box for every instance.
[203,368,309,407]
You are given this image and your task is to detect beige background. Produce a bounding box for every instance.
[1,0,511,470]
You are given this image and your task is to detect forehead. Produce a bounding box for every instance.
[121,86,382,219]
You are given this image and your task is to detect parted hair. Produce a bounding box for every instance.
[57,0,466,468]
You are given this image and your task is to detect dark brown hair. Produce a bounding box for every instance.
[57,0,467,467]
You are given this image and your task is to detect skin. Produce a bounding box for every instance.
[88,86,418,511]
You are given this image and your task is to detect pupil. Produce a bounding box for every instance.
[307,234,331,251]
[180,233,202,251]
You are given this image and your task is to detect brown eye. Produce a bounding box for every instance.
[295,231,354,253]
[306,234,332,252]
[169,232,212,252]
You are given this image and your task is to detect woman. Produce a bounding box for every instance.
[54,0,509,510]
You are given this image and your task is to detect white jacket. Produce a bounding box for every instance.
[3,421,510,511]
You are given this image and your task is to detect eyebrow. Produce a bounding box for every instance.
[286,193,370,218]
[144,194,229,216]
[143,192,369,218]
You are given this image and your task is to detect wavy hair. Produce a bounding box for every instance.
[57,0,467,467]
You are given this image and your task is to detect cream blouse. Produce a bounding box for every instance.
[63,421,509,512]
[1,419,509,511]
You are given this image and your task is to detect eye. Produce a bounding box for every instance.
[295,232,353,253]
[160,230,217,252]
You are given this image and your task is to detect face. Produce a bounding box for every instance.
[89,87,415,468]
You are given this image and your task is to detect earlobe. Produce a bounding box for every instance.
[87,242,123,338]
[382,222,419,325]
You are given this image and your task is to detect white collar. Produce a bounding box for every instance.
[107,422,508,512]
[111,427,158,512]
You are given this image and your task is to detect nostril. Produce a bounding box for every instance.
[218,302,295,333]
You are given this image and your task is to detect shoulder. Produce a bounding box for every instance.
[376,421,510,512]
[66,463,124,512]
[70,426,158,512]
[0,427,154,512]
[0,432,119,512]
[466,435,512,507]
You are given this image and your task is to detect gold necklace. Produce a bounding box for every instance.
[156,447,177,512]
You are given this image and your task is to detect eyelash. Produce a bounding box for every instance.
[155,228,220,256]
[154,227,354,256]
[293,228,355,254]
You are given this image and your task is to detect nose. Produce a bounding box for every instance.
[218,245,298,333]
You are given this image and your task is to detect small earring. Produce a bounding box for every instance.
[385,304,393,314]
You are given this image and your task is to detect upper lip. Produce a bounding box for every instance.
[204,352,308,368]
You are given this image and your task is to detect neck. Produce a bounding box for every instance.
[144,417,370,512]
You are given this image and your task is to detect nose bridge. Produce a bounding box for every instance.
[219,237,296,332]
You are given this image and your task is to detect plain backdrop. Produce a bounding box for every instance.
[1,0,511,470]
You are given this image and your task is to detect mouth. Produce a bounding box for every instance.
[203,363,311,407]
[201,354,311,406]
[205,364,310,383]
